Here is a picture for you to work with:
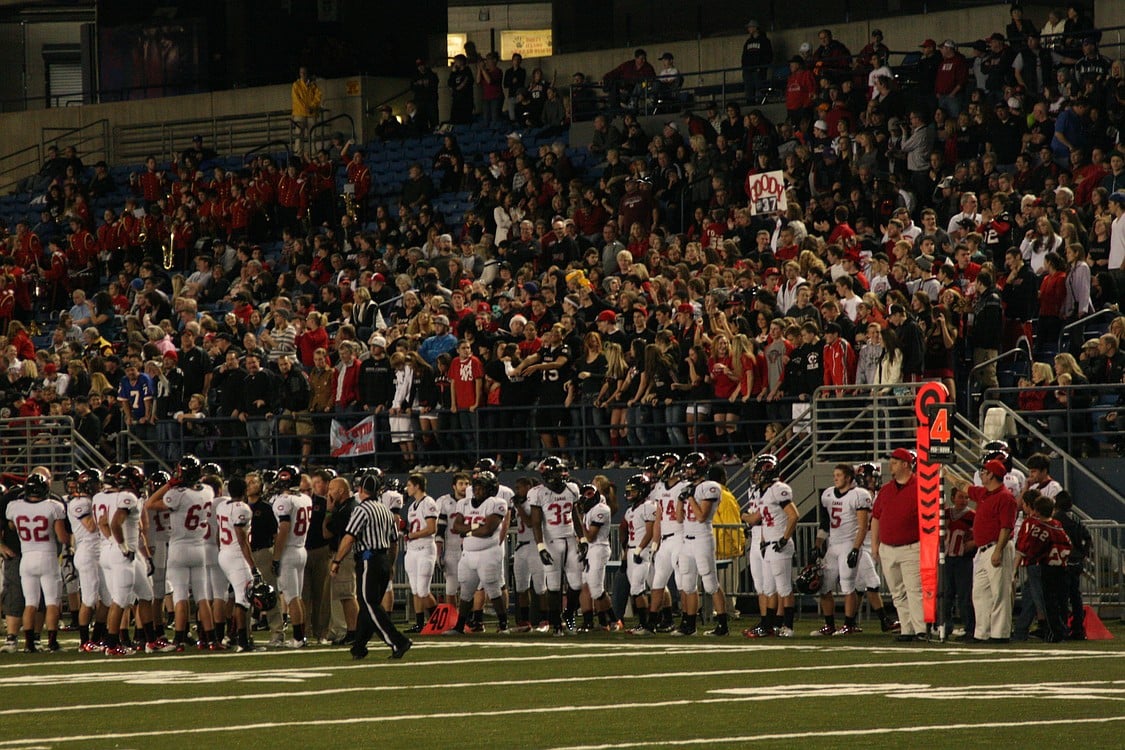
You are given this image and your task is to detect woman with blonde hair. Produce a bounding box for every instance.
[596,341,630,467]
[1049,352,1094,455]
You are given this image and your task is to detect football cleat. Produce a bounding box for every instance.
[833,625,862,635]
[608,620,625,632]
[776,626,795,638]
[209,641,229,651]
[654,622,677,634]
[533,622,552,634]
[441,628,465,637]
[628,625,650,636]
[704,626,729,636]
[882,620,901,633]
[743,626,775,638]
[104,644,135,656]
[1,639,20,653]
[46,642,63,652]
[266,637,285,648]
[510,622,532,633]
[144,641,171,654]
[552,628,568,637]
[495,627,513,635]
[172,643,186,652]
[405,624,424,634]
[810,624,836,637]
[79,640,104,654]
[467,622,485,633]
[388,640,412,660]
[670,627,696,637]
[284,638,307,649]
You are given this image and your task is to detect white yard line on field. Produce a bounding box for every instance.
[3,696,1124,748]
[549,715,1125,750]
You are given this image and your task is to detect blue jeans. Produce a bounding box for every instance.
[1012,564,1046,638]
[664,404,686,447]
[455,409,478,460]
[156,419,182,462]
[245,417,274,467]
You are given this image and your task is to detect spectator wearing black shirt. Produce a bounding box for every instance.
[986,99,1026,168]
[741,20,773,103]
[969,271,1004,391]
[303,468,334,643]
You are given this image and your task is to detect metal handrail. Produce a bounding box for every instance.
[978,397,1125,516]
[113,109,291,165]
[243,140,292,165]
[0,142,41,194]
[1058,308,1119,353]
[42,119,110,169]
[309,113,356,146]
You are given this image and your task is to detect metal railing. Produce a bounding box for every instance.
[1,416,76,477]
[42,119,110,169]
[0,143,41,195]
[810,382,924,465]
[112,110,292,166]
[1059,308,1119,354]
[309,113,356,148]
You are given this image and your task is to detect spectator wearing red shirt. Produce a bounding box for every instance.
[952,459,1017,643]
[1037,251,1067,350]
[333,340,362,413]
[785,56,816,126]
[821,322,857,395]
[871,447,925,641]
[295,311,330,368]
[450,340,483,457]
[934,39,969,117]
[943,486,976,640]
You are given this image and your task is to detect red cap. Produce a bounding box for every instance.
[596,310,617,323]
[983,459,1008,478]
[920,39,937,48]
[163,350,179,362]
[764,267,780,276]
[372,273,386,283]
[633,306,648,318]
[677,303,694,314]
[475,302,492,314]
[44,363,57,374]
[459,278,473,288]
[890,447,916,464]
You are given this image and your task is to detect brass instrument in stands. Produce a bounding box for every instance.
[342,183,357,221]
[163,225,176,270]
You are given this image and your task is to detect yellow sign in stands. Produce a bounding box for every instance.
[501,29,553,59]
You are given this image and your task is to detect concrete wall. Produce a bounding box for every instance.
[0,18,88,110]
[0,75,410,177]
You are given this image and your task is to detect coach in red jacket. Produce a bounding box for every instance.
[953,459,1017,643]
[871,447,925,642]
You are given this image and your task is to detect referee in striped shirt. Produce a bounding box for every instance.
[330,474,412,660]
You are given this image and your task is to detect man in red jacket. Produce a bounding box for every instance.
[822,322,856,395]
[871,447,925,641]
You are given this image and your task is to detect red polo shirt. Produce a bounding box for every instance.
[872,475,919,546]
[967,484,1016,547]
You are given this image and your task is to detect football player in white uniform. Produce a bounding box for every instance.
[403,474,439,633]
[810,464,872,636]
[465,459,514,632]
[146,455,219,650]
[214,475,261,652]
[100,465,160,655]
[741,454,798,638]
[376,472,404,613]
[200,473,230,645]
[577,483,617,632]
[645,455,686,632]
[528,456,583,635]
[66,468,106,651]
[510,476,546,632]
[445,471,509,634]
[270,465,314,647]
[436,472,471,604]
[675,453,730,637]
[5,473,68,652]
[855,463,901,632]
[621,475,656,634]
[739,467,771,636]
[143,470,172,635]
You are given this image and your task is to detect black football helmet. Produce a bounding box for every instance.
[147,470,171,493]
[76,468,102,497]
[981,440,1012,472]
[272,464,302,494]
[102,462,127,489]
[175,455,203,486]
[249,579,277,613]
[624,474,653,506]
[119,465,146,493]
[795,562,824,595]
[538,456,569,492]
[63,469,81,489]
[356,467,385,495]
[642,454,663,478]
[471,470,499,503]
[854,462,882,490]
[258,468,278,488]
[385,477,403,494]
[678,452,708,482]
[23,473,50,499]
[474,458,499,476]
[751,453,780,486]
[578,483,601,513]
[201,462,223,480]
[658,452,681,482]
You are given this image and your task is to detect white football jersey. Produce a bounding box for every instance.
[162,485,216,544]
[651,480,687,534]
[459,496,507,552]
[623,500,656,547]
[5,498,65,554]
[756,481,794,542]
[100,490,142,550]
[380,489,404,512]
[528,482,580,541]
[466,483,515,503]
[821,485,872,547]
[67,496,101,552]
[406,495,439,550]
[436,493,464,555]
[146,504,172,543]
[512,497,536,543]
[272,492,314,549]
[742,489,764,544]
[91,491,116,551]
[682,480,722,535]
[215,497,252,551]
[583,501,612,546]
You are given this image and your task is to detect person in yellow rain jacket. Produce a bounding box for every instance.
[292,67,323,157]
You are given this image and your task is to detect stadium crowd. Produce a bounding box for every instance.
[0,4,1116,652]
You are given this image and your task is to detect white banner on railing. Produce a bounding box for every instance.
[330,416,376,457]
